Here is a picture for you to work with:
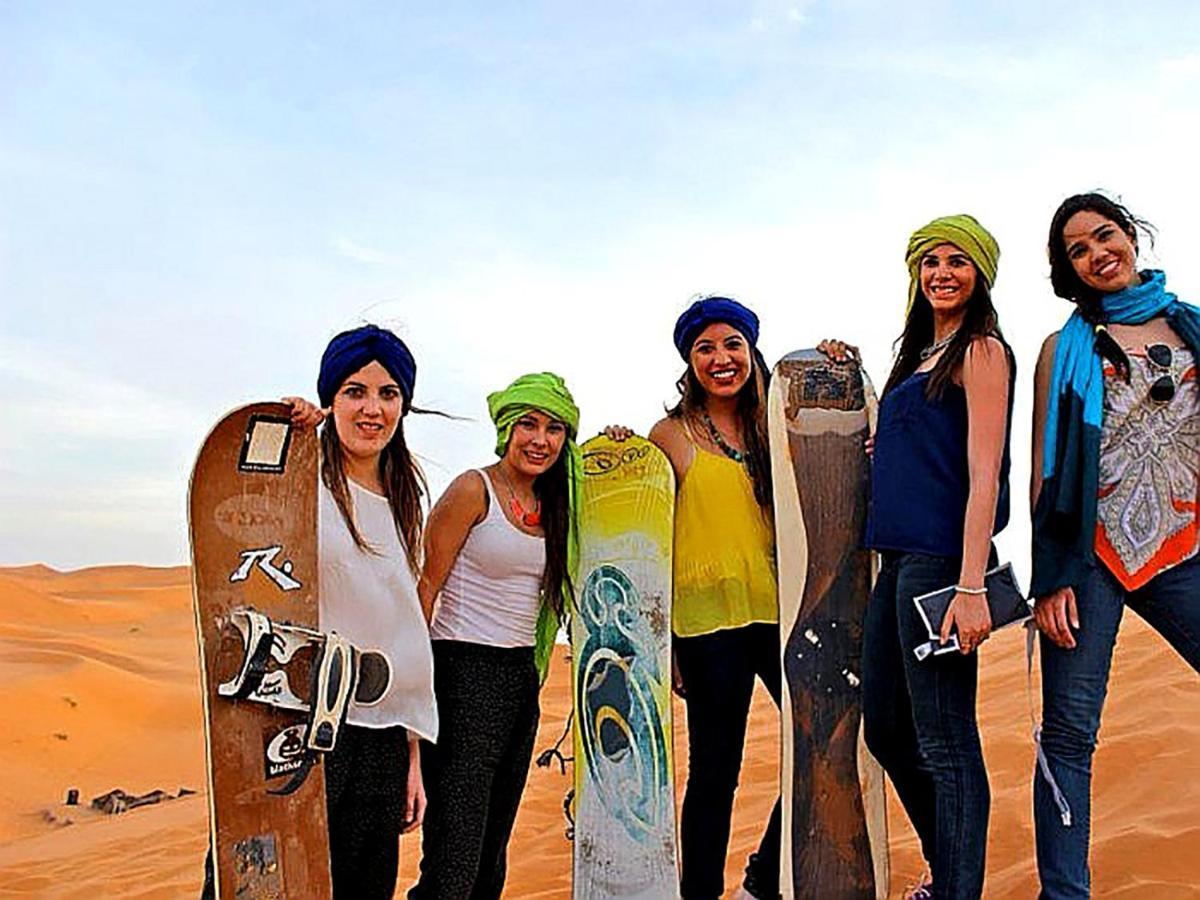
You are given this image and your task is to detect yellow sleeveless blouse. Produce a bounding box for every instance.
[672,426,777,638]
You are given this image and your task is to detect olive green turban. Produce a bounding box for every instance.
[905,214,1000,315]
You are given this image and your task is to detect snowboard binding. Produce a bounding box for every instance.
[217,608,392,793]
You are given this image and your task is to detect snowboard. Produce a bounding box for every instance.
[572,434,679,900]
[767,351,889,900]
[191,402,384,899]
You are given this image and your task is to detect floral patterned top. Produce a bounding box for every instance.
[1097,347,1200,589]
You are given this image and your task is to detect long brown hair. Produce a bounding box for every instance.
[528,442,574,619]
[883,273,1010,401]
[320,415,427,577]
[668,346,773,508]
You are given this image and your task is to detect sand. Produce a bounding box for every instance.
[1,563,1197,897]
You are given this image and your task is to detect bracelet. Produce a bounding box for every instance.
[955,584,987,595]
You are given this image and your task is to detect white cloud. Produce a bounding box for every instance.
[331,236,403,266]
[749,0,812,30]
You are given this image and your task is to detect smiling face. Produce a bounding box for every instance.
[919,243,978,316]
[688,322,753,399]
[504,409,568,478]
[1061,209,1140,294]
[330,360,403,467]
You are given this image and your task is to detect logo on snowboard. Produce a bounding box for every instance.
[264,724,307,779]
[229,546,302,592]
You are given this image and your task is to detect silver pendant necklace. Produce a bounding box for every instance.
[920,329,958,361]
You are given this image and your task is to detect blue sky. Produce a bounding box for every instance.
[3,2,1200,571]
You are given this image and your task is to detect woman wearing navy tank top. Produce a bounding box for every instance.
[410,372,581,900]
[862,215,1015,899]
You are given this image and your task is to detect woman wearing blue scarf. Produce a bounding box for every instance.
[1031,193,1200,898]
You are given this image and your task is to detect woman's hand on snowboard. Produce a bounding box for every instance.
[817,338,859,364]
[603,425,634,442]
[283,396,327,430]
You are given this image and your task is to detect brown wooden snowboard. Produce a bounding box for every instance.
[768,351,889,900]
[189,402,332,900]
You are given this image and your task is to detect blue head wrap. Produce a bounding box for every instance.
[672,296,760,359]
[317,324,417,410]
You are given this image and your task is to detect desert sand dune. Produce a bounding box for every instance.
[1,564,1197,897]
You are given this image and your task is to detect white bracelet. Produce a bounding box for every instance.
[955,584,987,595]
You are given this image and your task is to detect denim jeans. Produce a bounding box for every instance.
[674,622,782,900]
[1035,554,1200,899]
[862,551,991,900]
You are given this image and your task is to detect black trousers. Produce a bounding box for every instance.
[409,640,540,900]
[200,723,410,900]
[674,622,783,900]
[325,724,411,900]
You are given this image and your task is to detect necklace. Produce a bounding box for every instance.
[701,411,745,463]
[920,329,958,361]
[496,466,540,527]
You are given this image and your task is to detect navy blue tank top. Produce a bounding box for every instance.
[865,364,1013,556]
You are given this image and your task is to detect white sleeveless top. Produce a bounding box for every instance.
[429,469,545,647]
[319,479,438,740]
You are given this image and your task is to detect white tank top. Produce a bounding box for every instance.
[430,469,545,647]
[319,479,438,740]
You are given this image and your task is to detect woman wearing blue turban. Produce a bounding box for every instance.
[611,296,852,899]
[204,324,439,900]
[306,324,437,899]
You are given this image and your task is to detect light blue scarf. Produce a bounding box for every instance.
[1042,271,1181,476]
[1033,270,1200,596]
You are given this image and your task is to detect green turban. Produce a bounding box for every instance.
[905,214,1000,315]
[486,372,581,683]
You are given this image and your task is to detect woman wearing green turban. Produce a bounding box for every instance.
[861,215,1015,898]
[410,372,580,900]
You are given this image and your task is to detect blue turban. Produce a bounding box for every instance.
[317,324,417,410]
[672,296,761,359]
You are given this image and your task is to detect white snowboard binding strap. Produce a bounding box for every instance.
[217,608,276,700]
[268,631,360,796]
[217,608,390,796]
[308,632,355,753]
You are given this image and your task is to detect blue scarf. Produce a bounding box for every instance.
[1032,271,1200,595]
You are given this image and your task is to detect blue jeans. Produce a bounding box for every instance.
[1035,555,1200,899]
[863,552,991,900]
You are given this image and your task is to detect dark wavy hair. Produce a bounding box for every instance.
[668,346,773,509]
[883,266,1010,401]
[1047,191,1156,382]
[320,411,427,577]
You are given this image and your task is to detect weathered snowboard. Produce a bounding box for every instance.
[768,351,889,900]
[190,402,332,899]
[572,434,679,900]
